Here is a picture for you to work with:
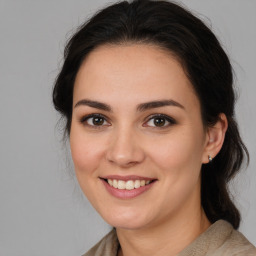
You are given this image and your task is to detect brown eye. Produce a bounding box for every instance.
[144,114,176,128]
[92,117,104,126]
[81,114,110,127]
[153,117,166,127]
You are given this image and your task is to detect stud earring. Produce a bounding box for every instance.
[208,155,213,163]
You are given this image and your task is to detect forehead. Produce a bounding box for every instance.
[73,43,199,110]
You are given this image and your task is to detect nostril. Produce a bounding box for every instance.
[105,136,146,166]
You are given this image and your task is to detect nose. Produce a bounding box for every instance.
[106,126,145,168]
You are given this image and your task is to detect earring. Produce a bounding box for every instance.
[208,155,213,163]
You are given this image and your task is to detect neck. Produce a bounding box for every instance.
[116,207,210,256]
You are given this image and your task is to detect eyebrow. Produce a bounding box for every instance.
[74,99,112,112]
[137,99,184,111]
[74,99,184,112]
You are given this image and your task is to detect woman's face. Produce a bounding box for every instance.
[70,44,210,230]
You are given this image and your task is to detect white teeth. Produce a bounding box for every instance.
[117,180,126,189]
[125,180,134,190]
[113,179,118,188]
[134,180,141,188]
[107,179,152,190]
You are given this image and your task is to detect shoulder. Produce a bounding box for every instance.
[82,229,119,256]
[179,220,256,256]
[217,227,256,255]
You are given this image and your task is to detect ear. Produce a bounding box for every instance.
[202,113,228,164]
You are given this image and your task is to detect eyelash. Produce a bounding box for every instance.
[79,113,176,129]
[80,114,110,129]
[143,114,176,128]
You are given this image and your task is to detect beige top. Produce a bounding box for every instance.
[83,220,256,256]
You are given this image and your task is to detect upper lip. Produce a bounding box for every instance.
[100,175,156,181]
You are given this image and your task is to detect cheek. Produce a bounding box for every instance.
[69,127,106,176]
[71,142,98,171]
[146,131,205,210]
[147,129,205,175]
[69,130,108,202]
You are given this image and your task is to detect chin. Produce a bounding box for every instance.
[101,208,152,230]
[108,219,148,230]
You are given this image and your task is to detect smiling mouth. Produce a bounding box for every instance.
[101,178,156,190]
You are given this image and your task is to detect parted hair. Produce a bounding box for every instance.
[53,0,249,229]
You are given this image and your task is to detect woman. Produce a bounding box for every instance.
[53,0,256,255]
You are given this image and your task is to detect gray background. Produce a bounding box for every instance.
[0,0,255,255]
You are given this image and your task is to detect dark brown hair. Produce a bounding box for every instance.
[53,0,249,229]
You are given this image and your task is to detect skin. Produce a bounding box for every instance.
[70,44,227,256]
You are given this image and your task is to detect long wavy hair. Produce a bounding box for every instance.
[53,0,249,229]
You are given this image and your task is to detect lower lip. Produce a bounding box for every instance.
[101,179,156,199]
